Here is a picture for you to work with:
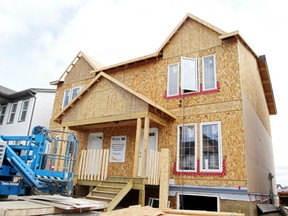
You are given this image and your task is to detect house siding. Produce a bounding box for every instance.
[31,92,55,133]
[0,98,34,135]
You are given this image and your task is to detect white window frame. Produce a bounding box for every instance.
[62,86,83,108]
[167,63,179,97]
[62,89,71,108]
[18,99,29,122]
[7,102,18,124]
[181,57,199,94]
[202,54,217,91]
[71,86,81,100]
[0,105,7,124]
[176,123,197,172]
[200,121,222,172]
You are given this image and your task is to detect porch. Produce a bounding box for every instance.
[75,148,170,211]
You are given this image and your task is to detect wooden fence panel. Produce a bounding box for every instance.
[78,149,109,181]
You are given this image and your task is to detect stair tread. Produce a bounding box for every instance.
[98,185,124,189]
[92,190,118,194]
[87,195,113,201]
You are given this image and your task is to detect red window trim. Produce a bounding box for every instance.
[172,159,226,177]
[164,82,220,99]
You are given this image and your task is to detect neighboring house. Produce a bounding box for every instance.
[49,14,277,214]
[0,86,56,136]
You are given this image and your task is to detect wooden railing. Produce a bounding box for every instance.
[78,149,109,181]
[147,149,161,185]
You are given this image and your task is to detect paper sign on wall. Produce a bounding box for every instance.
[109,136,127,162]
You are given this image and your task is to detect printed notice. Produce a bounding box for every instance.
[109,136,127,162]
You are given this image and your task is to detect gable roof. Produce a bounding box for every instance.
[54,71,177,123]
[91,13,226,74]
[50,51,103,85]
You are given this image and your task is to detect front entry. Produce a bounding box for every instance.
[87,132,103,150]
[138,128,158,177]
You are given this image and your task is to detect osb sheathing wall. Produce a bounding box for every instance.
[50,18,249,187]
[50,57,96,128]
[61,78,148,124]
[238,42,271,133]
[238,42,275,193]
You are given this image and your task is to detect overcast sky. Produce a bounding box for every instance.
[1,0,287,186]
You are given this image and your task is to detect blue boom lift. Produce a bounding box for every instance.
[0,126,78,197]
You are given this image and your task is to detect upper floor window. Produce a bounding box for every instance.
[7,103,17,124]
[181,57,199,94]
[203,55,216,90]
[166,55,217,98]
[62,86,82,108]
[200,122,222,172]
[167,63,179,97]
[19,100,29,122]
[0,105,7,124]
[177,124,197,172]
[71,87,81,100]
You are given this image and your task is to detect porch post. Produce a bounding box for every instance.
[159,148,170,208]
[141,117,150,177]
[133,118,142,177]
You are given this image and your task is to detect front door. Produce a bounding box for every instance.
[138,128,158,176]
[87,132,103,150]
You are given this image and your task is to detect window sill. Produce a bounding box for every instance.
[173,159,226,177]
[165,82,220,99]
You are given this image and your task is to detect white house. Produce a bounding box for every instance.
[0,86,56,136]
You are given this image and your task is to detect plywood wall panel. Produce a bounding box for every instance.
[238,42,271,133]
[64,57,95,84]
[61,78,148,124]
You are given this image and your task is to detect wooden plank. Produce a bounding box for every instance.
[0,200,59,216]
[78,150,84,179]
[148,112,168,127]
[159,149,170,209]
[133,118,142,177]
[20,195,107,210]
[82,150,87,180]
[103,149,109,180]
[97,149,103,181]
[62,112,148,127]
[141,117,150,177]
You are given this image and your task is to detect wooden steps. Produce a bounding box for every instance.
[86,177,133,211]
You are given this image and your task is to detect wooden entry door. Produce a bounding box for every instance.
[138,128,158,176]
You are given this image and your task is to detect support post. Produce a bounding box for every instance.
[138,189,145,206]
[159,148,170,208]
[133,118,142,177]
[141,117,149,177]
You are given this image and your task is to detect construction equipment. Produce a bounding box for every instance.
[0,126,78,197]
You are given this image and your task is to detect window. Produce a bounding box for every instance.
[7,103,18,124]
[177,124,197,171]
[71,87,81,99]
[62,86,82,108]
[0,105,7,124]
[62,89,71,108]
[200,122,222,172]
[166,55,218,98]
[181,57,199,93]
[19,100,29,122]
[167,63,179,96]
[203,55,216,90]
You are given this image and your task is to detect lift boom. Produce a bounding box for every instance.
[0,126,78,196]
